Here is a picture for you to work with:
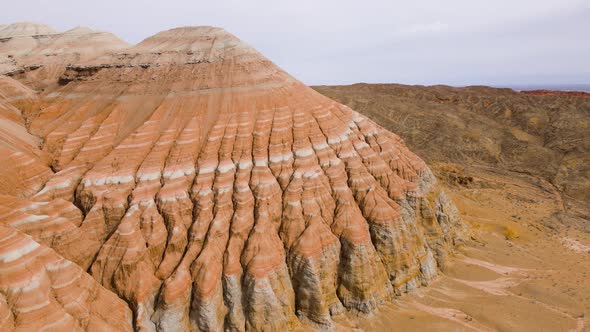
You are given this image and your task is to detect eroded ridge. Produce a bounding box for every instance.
[0,26,469,331]
[0,76,53,197]
[0,222,133,331]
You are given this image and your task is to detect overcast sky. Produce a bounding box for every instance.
[2,0,589,86]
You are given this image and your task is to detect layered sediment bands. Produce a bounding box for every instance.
[0,76,52,197]
[0,223,133,331]
[0,26,469,330]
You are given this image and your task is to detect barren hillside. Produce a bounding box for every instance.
[314,84,590,216]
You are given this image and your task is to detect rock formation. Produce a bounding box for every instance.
[0,75,52,196]
[0,22,58,39]
[0,22,129,89]
[0,222,133,331]
[0,24,468,331]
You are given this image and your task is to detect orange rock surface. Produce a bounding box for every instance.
[0,222,133,331]
[0,24,468,330]
[0,76,52,196]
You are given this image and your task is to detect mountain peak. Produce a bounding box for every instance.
[63,26,96,35]
[67,26,286,89]
[0,22,58,38]
[129,25,251,55]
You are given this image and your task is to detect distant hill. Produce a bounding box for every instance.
[495,84,590,93]
[313,83,590,215]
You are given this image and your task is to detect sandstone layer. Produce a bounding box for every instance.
[0,221,133,331]
[0,75,52,196]
[0,24,468,331]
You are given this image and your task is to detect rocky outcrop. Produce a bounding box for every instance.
[0,26,468,331]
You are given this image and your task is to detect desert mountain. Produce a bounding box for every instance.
[0,25,468,331]
[0,22,58,38]
[0,22,129,89]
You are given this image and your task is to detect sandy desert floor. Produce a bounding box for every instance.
[333,165,590,331]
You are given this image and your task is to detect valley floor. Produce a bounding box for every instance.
[339,165,590,331]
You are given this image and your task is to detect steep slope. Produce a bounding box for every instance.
[0,221,133,331]
[0,23,129,198]
[0,76,52,196]
[1,27,468,331]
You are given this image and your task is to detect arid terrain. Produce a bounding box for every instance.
[345,165,590,331]
[314,84,590,205]
[0,21,588,332]
[315,84,590,331]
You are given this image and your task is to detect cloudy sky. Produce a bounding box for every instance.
[2,0,589,86]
